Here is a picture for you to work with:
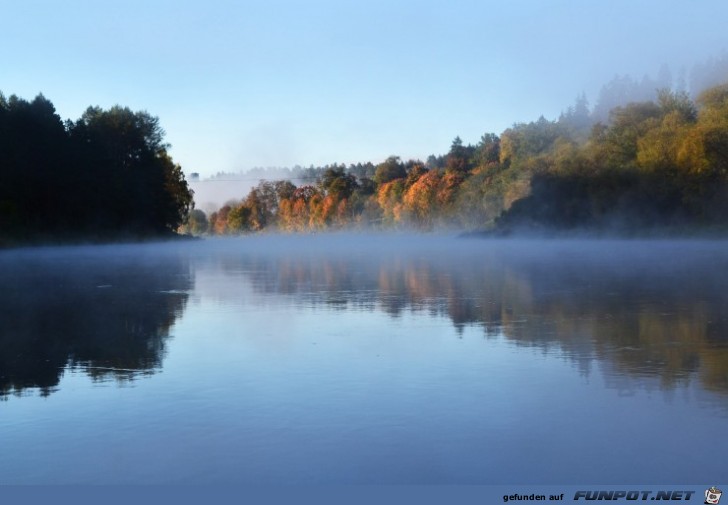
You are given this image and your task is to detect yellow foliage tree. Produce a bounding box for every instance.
[376,179,405,226]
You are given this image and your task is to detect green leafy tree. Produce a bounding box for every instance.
[0,94,70,236]
[320,166,358,200]
[374,156,406,185]
[186,209,209,235]
[499,117,563,167]
[228,204,252,232]
[474,133,501,167]
[657,89,697,122]
[600,102,662,167]
[69,105,193,234]
[274,180,297,201]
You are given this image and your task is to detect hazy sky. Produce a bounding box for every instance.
[3,0,728,177]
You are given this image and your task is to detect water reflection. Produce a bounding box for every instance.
[2,237,727,483]
[0,244,191,398]
[3,237,727,399]
[209,237,728,395]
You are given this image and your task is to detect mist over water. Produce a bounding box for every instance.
[1,234,727,484]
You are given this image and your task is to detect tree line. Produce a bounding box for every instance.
[5,74,728,241]
[188,81,728,236]
[0,92,193,245]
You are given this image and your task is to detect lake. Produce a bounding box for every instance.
[1,234,727,484]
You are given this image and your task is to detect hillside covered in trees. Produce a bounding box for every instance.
[4,73,728,243]
[191,80,728,237]
[0,93,193,245]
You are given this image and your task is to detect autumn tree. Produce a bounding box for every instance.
[376,179,406,225]
[445,136,475,173]
[403,170,441,227]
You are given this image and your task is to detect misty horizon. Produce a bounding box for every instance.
[182,55,728,182]
[5,0,728,179]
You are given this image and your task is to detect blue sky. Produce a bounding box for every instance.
[3,0,728,178]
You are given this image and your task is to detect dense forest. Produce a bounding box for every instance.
[191,80,728,236]
[0,93,193,245]
[4,70,728,242]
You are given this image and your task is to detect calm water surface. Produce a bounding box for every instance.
[1,234,727,484]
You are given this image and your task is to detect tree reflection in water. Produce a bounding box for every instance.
[215,238,728,394]
[0,244,191,398]
[3,237,727,401]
